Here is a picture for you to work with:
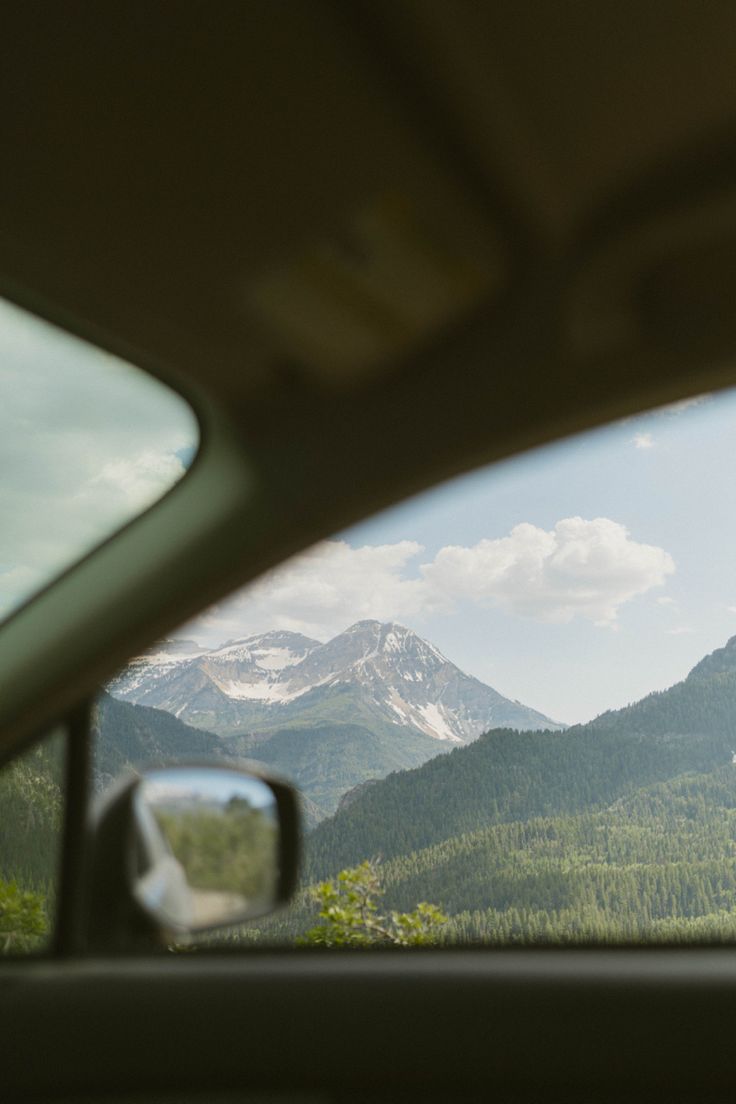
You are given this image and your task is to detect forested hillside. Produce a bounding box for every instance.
[306,719,733,881]
[260,763,736,945]
[0,732,63,891]
[0,730,64,952]
[281,640,736,944]
[93,690,230,790]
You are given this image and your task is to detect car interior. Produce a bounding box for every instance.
[5,1,736,1100]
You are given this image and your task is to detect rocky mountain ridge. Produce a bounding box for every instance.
[108,620,563,742]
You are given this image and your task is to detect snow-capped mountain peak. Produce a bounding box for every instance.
[207,630,318,669]
[108,621,563,742]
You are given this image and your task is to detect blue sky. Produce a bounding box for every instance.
[5,292,734,727]
[203,388,736,725]
[342,392,736,724]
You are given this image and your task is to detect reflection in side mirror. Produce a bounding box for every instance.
[133,768,282,931]
[84,762,299,951]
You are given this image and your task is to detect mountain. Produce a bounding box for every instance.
[290,634,736,943]
[93,689,441,820]
[106,620,563,815]
[108,620,563,743]
[239,721,440,818]
[92,690,232,790]
[685,634,736,682]
[264,761,736,946]
[100,661,446,818]
[92,692,334,827]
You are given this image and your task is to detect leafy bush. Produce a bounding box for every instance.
[300,859,447,946]
[0,879,47,954]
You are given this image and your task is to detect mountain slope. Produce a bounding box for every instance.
[106,620,563,813]
[93,691,231,789]
[109,620,563,742]
[685,635,736,683]
[237,721,443,817]
[263,761,736,946]
[305,636,736,880]
[94,693,340,822]
[93,690,441,820]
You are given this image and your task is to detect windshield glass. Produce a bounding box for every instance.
[102,388,736,946]
[0,297,198,622]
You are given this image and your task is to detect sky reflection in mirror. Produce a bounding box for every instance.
[142,768,275,812]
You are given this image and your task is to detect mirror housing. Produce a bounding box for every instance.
[83,763,299,952]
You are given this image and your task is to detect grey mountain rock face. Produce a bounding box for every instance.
[108,620,563,741]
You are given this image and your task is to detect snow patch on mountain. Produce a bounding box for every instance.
[416,702,458,742]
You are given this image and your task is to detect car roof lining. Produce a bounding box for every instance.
[2,1,736,396]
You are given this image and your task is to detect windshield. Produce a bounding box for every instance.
[0,297,198,622]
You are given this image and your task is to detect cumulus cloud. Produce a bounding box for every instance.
[195,517,675,644]
[421,518,674,627]
[0,298,198,617]
[633,432,655,449]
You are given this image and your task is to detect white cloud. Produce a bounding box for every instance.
[633,432,655,449]
[667,627,695,636]
[194,517,675,644]
[421,518,674,628]
[657,596,676,606]
[192,540,432,643]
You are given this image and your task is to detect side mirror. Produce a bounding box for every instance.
[84,763,299,951]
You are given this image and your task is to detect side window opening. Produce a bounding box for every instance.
[98,388,736,948]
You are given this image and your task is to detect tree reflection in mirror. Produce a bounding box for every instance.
[133,768,280,932]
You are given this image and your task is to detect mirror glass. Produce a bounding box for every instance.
[132,767,280,932]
